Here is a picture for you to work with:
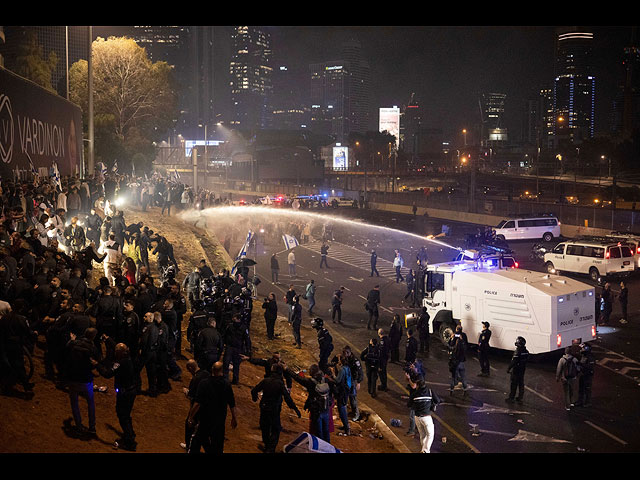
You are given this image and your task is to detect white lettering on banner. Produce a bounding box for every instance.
[17,114,65,159]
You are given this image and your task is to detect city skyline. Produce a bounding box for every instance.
[4,25,635,144]
[269,26,635,141]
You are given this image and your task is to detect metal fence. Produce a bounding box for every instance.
[366,190,640,232]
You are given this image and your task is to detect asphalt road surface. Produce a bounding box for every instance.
[194,205,640,453]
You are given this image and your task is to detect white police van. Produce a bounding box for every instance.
[495,214,561,242]
[608,232,640,269]
[544,237,635,281]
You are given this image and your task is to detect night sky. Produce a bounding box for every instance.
[269,25,635,140]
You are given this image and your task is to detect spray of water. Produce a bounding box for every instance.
[180,205,460,252]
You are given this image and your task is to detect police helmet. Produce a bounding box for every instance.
[515,336,526,347]
[310,317,324,330]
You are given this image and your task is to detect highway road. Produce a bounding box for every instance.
[190,204,640,453]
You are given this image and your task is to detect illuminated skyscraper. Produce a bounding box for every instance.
[229,26,273,130]
[480,92,508,145]
[309,61,350,141]
[309,38,371,142]
[553,27,595,145]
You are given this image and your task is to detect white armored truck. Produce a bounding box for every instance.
[417,261,596,354]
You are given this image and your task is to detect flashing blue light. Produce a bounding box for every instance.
[323,193,328,197]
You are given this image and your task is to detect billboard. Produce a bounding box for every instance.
[379,107,400,148]
[0,67,83,179]
[332,145,348,170]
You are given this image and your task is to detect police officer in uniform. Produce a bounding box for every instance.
[168,284,188,359]
[223,314,247,385]
[195,317,223,372]
[187,301,208,354]
[366,285,381,330]
[312,318,334,373]
[153,311,171,394]
[93,285,123,362]
[377,328,391,391]
[360,338,380,398]
[290,295,303,349]
[95,340,139,451]
[139,312,159,397]
[251,363,301,453]
[331,286,345,324]
[120,299,140,364]
[477,321,492,377]
[416,307,430,353]
[577,343,595,407]
[370,250,380,277]
[506,336,529,404]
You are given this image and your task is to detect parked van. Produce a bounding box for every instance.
[495,215,561,242]
[608,232,640,268]
[544,238,635,281]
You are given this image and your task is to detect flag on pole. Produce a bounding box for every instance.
[27,153,38,176]
[173,168,181,181]
[282,234,299,250]
[51,162,62,191]
[112,161,118,173]
[27,154,40,185]
[231,230,253,275]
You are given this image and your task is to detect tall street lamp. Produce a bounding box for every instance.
[87,26,94,177]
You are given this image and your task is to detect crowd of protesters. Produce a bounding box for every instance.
[1,168,518,455]
[0,169,243,451]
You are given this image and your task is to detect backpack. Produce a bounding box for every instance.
[311,377,331,412]
[565,357,579,379]
[343,365,352,390]
[366,345,380,366]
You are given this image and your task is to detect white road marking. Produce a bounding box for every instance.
[524,386,554,403]
[584,421,628,445]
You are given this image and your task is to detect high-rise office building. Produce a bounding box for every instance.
[521,85,554,149]
[309,38,372,143]
[539,85,555,149]
[610,32,640,140]
[553,27,595,145]
[341,38,372,134]
[271,64,310,130]
[229,26,273,131]
[480,92,508,144]
[309,61,350,142]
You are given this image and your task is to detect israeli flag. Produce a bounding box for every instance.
[174,168,181,180]
[282,233,299,250]
[231,230,253,275]
[51,162,62,191]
